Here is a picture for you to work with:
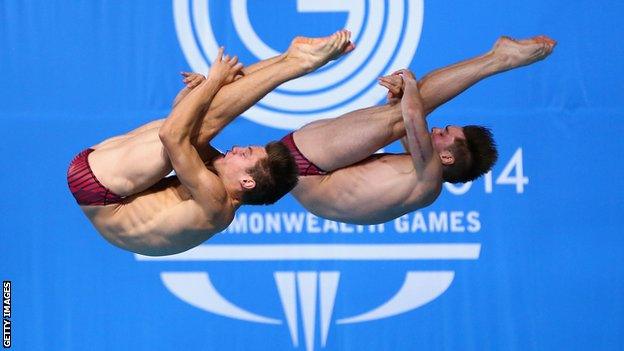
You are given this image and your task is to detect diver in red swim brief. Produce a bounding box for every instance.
[67,148,123,206]
[280,133,327,176]
[66,31,354,256]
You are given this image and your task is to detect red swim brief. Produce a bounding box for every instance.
[280,133,328,176]
[67,148,124,206]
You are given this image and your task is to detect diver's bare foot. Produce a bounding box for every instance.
[285,30,355,72]
[491,35,557,70]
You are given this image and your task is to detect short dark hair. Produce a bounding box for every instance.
[442,125,498,183]
[241,141,299,205]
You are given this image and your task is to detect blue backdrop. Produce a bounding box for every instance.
[2,1,623,350]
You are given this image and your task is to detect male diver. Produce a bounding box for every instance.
[68,31,354,256]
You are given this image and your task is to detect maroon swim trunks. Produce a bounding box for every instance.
[280,133,328,176]
[67,148,124,206]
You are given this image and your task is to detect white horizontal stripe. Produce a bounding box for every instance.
[135,244,481,261]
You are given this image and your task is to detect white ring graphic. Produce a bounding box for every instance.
[174,0,423,129]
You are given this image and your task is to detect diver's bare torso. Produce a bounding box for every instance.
[70,31,357,256]
[81,153,234,257]
[292,153,442,225]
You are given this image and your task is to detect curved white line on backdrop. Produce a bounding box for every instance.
[336,271,454,324]
[242,0,422,129]
[229,0,372,93]
[277,0,372,92]
[277,0,382,92]
[296,0,365,40]
[192,0,220,67]
[230,0,280,59]
[173,0,209,73]
[161,272,282,324]
[230,0,366,62]
[255,0,400,111]
[173,0,423,129]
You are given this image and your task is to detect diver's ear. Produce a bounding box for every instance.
[240,176,256,190]
[439,150,455,165]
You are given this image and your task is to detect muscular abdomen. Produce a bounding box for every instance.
[81,177,224,256]
[292,154,440,224]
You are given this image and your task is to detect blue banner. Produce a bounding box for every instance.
[2,1,623,350]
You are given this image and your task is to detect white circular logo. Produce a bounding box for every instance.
[174,0,423,130]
